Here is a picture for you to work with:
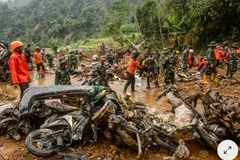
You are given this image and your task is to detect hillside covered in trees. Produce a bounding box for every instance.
[0,0,240,49]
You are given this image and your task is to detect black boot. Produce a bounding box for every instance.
[123,85,127,94]
[155,81,160,88]
[146,76,150,89]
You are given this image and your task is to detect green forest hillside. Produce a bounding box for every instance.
[0,0,240,50]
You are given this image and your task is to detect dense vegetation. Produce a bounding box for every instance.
[0,0,240,50]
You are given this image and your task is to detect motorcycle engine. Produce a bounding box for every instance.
[209,124,226,138]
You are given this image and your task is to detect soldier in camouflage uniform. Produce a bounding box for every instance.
[44,52,54,68]
[161,48,177,86]
[115,47,123,64]
[69,50,78,70]
[55,57,82,85]
[181,45,191,73]
[88,54,111,87]
[226,43,238,79]
[141,46,159,89]
[100,42,106,53]
[203,41,218,83]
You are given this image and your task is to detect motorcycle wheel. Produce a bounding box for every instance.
[25,129,63,157]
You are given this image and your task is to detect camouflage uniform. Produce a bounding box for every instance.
[55,66,71,85]
[106,50,114,65]
[88,86,117,102]
[181,49,188,72]
[202,41,218,83]
[44,53,54,68]
[204,48,217,75]
[55,58,81,85]
[69,52,78,70]
[142,52,159,88]
[93,62,110,87]
[226,49,238,78]
[100,43,106,53]
[115,49,123,64]
[153,51,161,61]
[162,49,177,86]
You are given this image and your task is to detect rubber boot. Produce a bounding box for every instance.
[146,76,150,89]
[212,73,218,82]
[123,85,127,94]
[203,75,209,84]
[155,81,160,88]
[181,71,185,74]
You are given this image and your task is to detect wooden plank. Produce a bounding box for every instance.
[0,149,9,160]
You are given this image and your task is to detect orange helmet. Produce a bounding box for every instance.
[11,41,23,51]
[35,46,41,50]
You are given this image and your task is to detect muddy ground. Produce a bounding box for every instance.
[0,57,240,160]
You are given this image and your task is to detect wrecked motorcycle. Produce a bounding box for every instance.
[199,90,240,141]
[25,111,91,157]
[0,100,58,141]
[0,86,95,141]
[181,90,240,150]
[99,93,190,159]
[25,85,122,157]
[156,86,220,151]
[0,41,11,82]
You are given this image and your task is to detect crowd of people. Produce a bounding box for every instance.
[7,40,240,99]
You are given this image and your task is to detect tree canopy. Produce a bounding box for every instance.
[0,0,240,50]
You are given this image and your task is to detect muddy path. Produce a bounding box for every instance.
[0,64,240,159]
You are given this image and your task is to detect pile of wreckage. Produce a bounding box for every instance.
[0,41,11,82]
[0,85,239,159]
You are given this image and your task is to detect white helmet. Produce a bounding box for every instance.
[189,49,194,53]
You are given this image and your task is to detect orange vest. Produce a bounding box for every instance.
[225,52,229,59]
[214,49,224,60]
[8,52,30,84]
[236,49,240,58]
[127,58,140,75]
[34,51,43,64]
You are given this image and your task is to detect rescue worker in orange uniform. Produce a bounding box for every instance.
[214,45,224,67]
[34,46,46,73]
[8,41,31,99]
[236,48,240,58]
[123,50,141,94]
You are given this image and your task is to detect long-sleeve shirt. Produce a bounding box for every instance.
[127,58,140,75]
[34,51,43,64]
[8,52,30,84]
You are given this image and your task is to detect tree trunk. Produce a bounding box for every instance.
[158,18,164,48]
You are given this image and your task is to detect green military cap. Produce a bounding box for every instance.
[162,47,170,54]
[132,50,140,57]
[231,43,239,48]
[59,57,68,64]
[187,45,192,48]
[209,41,218,47]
